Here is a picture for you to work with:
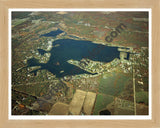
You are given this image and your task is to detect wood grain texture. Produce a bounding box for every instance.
[0,0,160,127]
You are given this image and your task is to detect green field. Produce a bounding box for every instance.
[136,91,148,105]
[93,93,114,115]
[98,72,132,96]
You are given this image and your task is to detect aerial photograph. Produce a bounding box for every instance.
[11,10,149,116]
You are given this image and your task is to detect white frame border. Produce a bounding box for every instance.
[9,8,152,120]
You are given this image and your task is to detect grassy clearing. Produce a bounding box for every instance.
[93,94,114,115]
[12,18,28,26]
[136,91,148,105]
[98,72,132,96]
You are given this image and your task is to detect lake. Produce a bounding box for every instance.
[27,30,129,77]
[40,29,64,38]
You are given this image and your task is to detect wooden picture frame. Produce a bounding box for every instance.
[0,0,160,127]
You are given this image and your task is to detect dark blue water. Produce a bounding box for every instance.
[37,49,46,55]
[27,38,128,77]
[40,29,64,37]
[28,27,130,78]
